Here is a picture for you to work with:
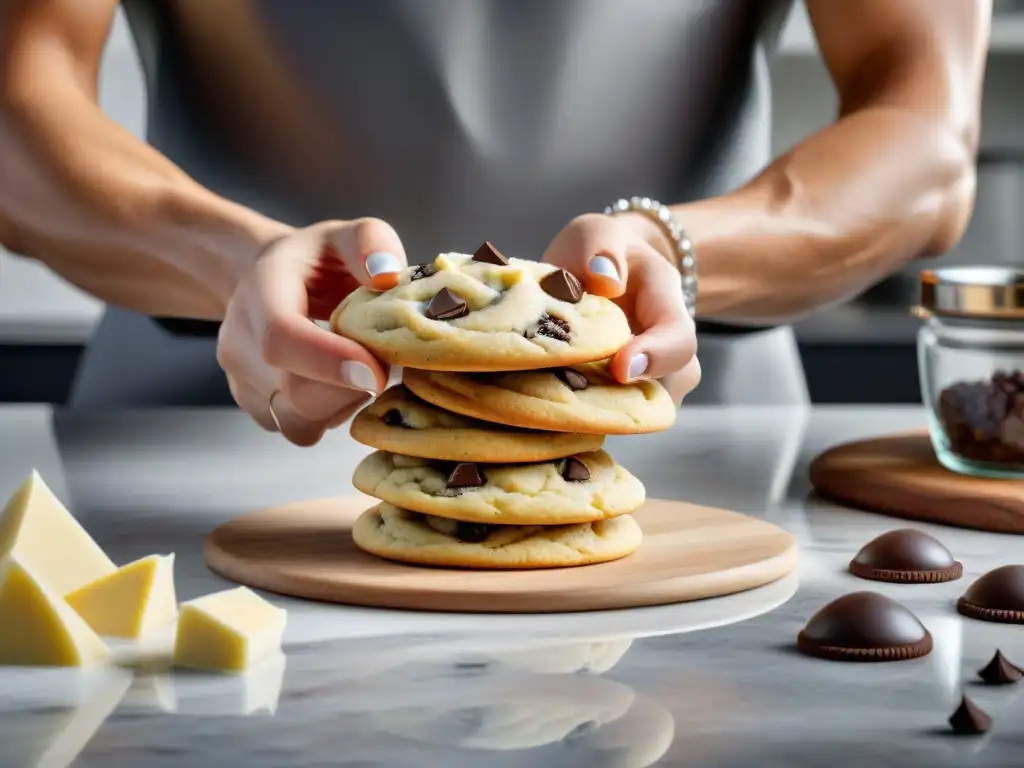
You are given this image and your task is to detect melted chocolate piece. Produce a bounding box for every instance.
[382,409,406,428]
[799,592,929,648]
[540,268,583,303]
[426,288,469,320]
[472,241,509,266]
[562,457,591,482]
[455,522,492,543]
[978,649,1023,685]
[555,369,589,391]
[447,463,485,489]
[535,314,571,342]
[959,565,1024,615]
[411,263,437,281]
[948,695,992,735]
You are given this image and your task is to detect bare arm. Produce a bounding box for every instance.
[637,0,989,325]
[0,0,292,319]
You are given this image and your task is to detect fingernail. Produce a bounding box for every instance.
[340,361,380,393]
[365,251,401,278]
[589,255,620,283]
[627,352,649,381]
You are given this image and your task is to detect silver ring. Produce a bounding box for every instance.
[267,390,284,433]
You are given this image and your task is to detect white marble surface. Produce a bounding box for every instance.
[1,404,1024,766]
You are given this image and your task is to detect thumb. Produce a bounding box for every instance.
[325,217,408,292]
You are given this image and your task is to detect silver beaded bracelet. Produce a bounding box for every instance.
[604,197,697,317]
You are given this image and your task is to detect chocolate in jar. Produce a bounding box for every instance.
[938,370,1024,465]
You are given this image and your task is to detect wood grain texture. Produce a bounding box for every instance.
[203,496,798,614]
[810,432,1024,534]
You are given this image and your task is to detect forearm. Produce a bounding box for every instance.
[0,79,292,320]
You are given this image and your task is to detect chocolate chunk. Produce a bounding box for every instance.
[948,695,992,735]
[540,269,583,303]
[382,409,406,428]
[447,462,485,489]
[796,591,933,662]
[555,369,589,391]
[455,522,492,543]
[937,369,1024,467]
[534,313,571,342]
[977,649,1023,685]
[562,457,591,482]
[472,241,509,266]
[957,565,1024,623]
[426,288,468,321]
[848,529,962,584]
[411,263,437,281]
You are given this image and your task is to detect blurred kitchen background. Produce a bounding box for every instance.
[2,1,1023,405]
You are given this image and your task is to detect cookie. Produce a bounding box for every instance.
[350,385,603,463]
[352,503,642,569]
[403,363,676,434]
[330,249,632,372]
[351,450,645,526]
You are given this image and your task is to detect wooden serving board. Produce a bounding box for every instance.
[810,432,1024,534]
[204,497,797,614]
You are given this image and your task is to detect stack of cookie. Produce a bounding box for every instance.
[331,243,677,570]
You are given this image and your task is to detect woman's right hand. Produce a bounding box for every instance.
[217,219,407,446]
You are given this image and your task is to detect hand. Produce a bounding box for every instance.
[217,219,407,446]
[542,213,700,403]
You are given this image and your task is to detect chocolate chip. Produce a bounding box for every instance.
[425,288,468,320]
[535,313,571,342]
[555,369,588,391]
[472,241,509,266]
[957,564,1024,622]
[539,268,583,303]
[411,263,437,281]
[455,522,492,543]
[447,462,485,489]
[562,457,590,482]
[937,370,1024,466]
[978,649,1023,685]
[948,695,992,735]
[796,592,933,662]
[382,409,406,428]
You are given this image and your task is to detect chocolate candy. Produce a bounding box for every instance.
[472,241,509,266]
[948,695,992,735]
[957,564,1024,623]
[411,263,437,281]
[555,369,589,391]
[540,269,583,303]
[534,314,571,342]
[977,649,1023,685]
[382,409,407,428]
[938,370,1024,466]
[455,521,492,543]
[426,288,468,321]
[447,463,485,489]
[562,457,591,483]
[796,591,933,662]
[848,528,962,584]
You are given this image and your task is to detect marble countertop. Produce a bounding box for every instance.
[1,404,1023,767]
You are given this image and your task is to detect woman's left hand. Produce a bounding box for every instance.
[542,213,700,403]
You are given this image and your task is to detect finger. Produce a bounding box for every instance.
[227,374,278,432]
[251,250,389,394]
[328,217,408,292]
[609,254,697,382]
[542,214,629,299]
[660,357,702,405]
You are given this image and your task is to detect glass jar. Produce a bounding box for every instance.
[916,267,1024,478]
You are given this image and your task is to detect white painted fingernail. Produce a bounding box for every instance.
[365,251,401,278]
[627,353,649,381]
[340,361,380,393]
[589,255,620,283]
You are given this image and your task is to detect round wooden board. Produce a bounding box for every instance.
[204,497,798,614]
[810,431,1024,534]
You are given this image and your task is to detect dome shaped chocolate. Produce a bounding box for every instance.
[957,565,1024,623]
[797,592,932,662]
[849,529,962,583]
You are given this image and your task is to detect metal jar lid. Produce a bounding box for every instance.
[916,267,1024,319]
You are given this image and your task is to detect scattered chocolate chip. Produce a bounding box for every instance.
[382,409,406,428]
[957,565,1024,623]
[472,241,509,266]
[555,369,589,391]
[540,269,583,304]
[425,288,469,321]
[978,649,1023,685]
[411,263,437,281]
[447,463,485,489]
[938,370,1024,467]
[455,522,492,543]
[948,695,992,735]
[562,457,591,482]
[796,591,933,662]
[848,529,962,584]
[533,313,571,342]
